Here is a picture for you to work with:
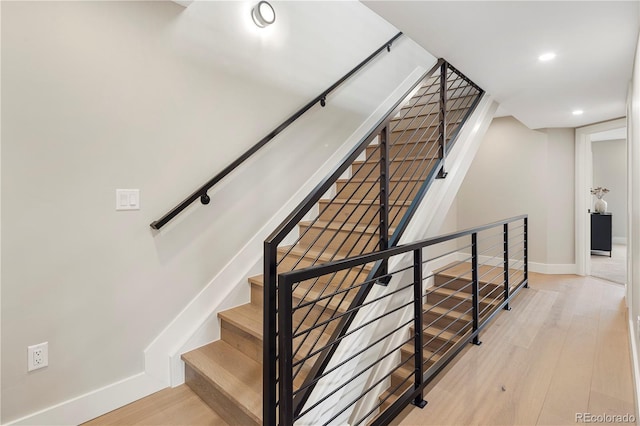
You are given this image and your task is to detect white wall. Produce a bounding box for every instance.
[0,1,436,422]
[456,116,576,271]
[592,139,628,240]
[626,27,640,419]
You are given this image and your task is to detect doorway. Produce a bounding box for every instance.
[590,128,627,284]
[575,117,627,283]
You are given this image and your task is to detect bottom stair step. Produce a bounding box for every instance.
[182,340,262,426]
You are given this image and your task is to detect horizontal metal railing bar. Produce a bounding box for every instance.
[295,327,414,421]
[507,231,526,241]
[337,334,431,426]
[373,268,526,426]
[150,32,404,230]
[266,59,445,245]
[294,326,413,403]
[446,62,483,92]
[372,279,525,424]
[292,279,413,338]
[293,301,414,366]
[422,243,474,265]
[423,297,474,331]
[281,144,384,261]
[508,248,526,261]
[292,269,387,313]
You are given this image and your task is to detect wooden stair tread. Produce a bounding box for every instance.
[424,304,472,323]
[182,340,262,424]
[218,303,263,338]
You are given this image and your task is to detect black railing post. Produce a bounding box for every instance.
[503,223,511,311]
[264,241,278,426]
[471,233,482,345]
[278,274,294,426]
[437,62,448,179]
[524,217,529,288]
[412,248,427,408]
[379,126,390,282]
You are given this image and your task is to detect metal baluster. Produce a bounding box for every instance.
[503,223,511,310]
[412,248,427,408]
[278,274,294,426]
[471,233,482,345]
[379,126,390,284]
[437,62,448,179]
[264,242,278,426]
[524,217,529,288]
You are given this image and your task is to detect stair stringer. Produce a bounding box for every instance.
[296,95,499,425]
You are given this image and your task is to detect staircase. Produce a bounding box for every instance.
[181,63,484,425]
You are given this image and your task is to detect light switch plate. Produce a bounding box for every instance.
[116,189,140,210]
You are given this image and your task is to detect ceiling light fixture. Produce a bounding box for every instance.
[572,110,584,116]
[538,52,556,62]
[252,1,276,28]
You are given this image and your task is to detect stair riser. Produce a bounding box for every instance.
[352,157,439,179]
[298,225,380,257]
[423,310,472,334]
[185,364,260,426]
[433,275,505,297]
[219,314,334,382]
[318,201,408,225]
[221,320,261,363]
[366,141,439,160]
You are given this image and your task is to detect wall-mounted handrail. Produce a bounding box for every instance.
[149,32,403,230]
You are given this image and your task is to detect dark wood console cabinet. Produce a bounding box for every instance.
[591,213,612,257]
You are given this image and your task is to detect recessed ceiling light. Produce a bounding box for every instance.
[572,110,584,116]
[538,52,556,62]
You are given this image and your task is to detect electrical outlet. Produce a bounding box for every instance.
[28,342,48,372]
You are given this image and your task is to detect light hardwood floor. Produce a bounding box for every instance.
[85,273,636,426]
[393,273,636,426]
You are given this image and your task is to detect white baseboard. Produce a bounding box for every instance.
[454,252,577,275]
[628,317,640,422]
[529,262,578,275]
[614,237,629,245]
[5,373,166,426]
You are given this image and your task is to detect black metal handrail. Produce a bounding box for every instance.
[149,32,403,230]
[277,215,529,425]
[263,60,484,425]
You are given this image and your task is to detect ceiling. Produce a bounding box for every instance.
[363,1,640,129]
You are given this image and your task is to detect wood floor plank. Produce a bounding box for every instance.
[82,385,228,426]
